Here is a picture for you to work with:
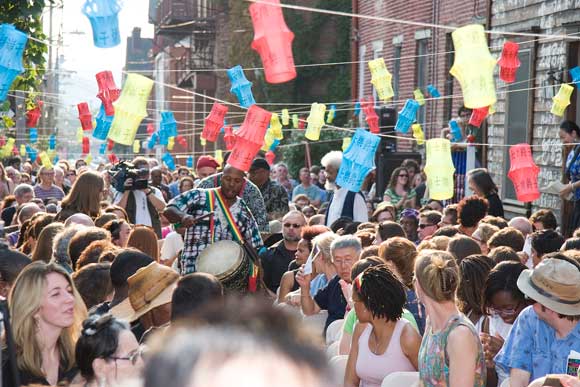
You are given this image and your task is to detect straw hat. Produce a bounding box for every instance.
[517,258,580,316]
[110,262,179,322]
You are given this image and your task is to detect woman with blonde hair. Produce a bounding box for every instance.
[4,262,87,386]
[31,222,64,263]
[414,250,485,387]
[55,171,105,222]
[127,225,160,261]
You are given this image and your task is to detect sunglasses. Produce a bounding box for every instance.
[418,223,435,229]
[284,223,303,228]
[398,174,409,178]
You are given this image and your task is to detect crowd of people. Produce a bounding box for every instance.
[1,137,580,387]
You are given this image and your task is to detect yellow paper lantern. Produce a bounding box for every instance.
[19,144,25,157]
[414,89,426,106]
[200,137,206,147]
[424,138,455,200]
[305,103,326,141]
[108,73,154,146]
[551,84,574,116]
[85,154,93,165]
[167,137,175,151]
[412,124,425,145]
[292,114,299,129]
[215,149,224,165]
[281,109,290,125]
[39,151,53,168]
[368,58,394,102]
[133,140,140,153]
[1,138,14,158]
[261,130,275,152]
[76,127,84,142]
[449,24,497,109]
[270,113,283,140]
[342,137,351,151]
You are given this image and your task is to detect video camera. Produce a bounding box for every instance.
[109,160,149,193]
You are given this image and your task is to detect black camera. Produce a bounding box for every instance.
[109,161,149,193]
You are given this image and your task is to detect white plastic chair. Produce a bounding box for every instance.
[326,318,344,345]
[329,355,348,385]
[381,371,420,387]
[303,310,328,336]
[326,340,340,358]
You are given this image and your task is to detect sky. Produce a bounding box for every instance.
[45,0,153,134]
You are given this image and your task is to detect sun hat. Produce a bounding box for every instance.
[110,262,179,322]
[196,155,220,170]
[517,258,580,316]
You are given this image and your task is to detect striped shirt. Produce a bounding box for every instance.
[33,184,65,201]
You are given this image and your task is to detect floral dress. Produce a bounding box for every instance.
[418,314,486,387]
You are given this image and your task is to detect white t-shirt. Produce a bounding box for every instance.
[160,231,184,261]
[114,187,165,227]
[325,187,369,227]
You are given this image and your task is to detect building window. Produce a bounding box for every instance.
[415,38,428,125]
[444,33,454,122]
[503,49,532,201]
[392,45,402,101]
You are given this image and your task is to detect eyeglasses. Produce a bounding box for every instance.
[418,223,436,229]
[110,347,143,366]
[284,223,303,228]
[398,174,409,178]
[488,305,521,317]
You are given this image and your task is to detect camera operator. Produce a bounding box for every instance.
[113,157,166,238]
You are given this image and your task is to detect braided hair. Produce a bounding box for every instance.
[353,265,406,322]
[457,255,494,315]
[483,261,527,313]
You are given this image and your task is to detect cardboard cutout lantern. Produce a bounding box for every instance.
[305,103,326,141]
[228,105,272,172]
[29,128,37,144]
[147,132,158,150]
[395,99,420,134]
[96,70,120,115]
[498,41,520,83]
[551,84,573,117]
[0,25,27,101]
[336,128,380,192]
[281,109,290,125]
[449,120,462,142]
[342,137,351,151]
[39,151,53,169]
[167,136,175,151]
[202,103,228,142]
[25,101,43,128]
[108,153,118,164]
[227,65,255,108]
[469,106,489,128]
[133,140,140,154]
[424,138,455,200]
[508,143,540,202]
[78,102,93,131]
[570,66,580,88]
[292,114,299,129]
[176,135,187,148]
[269,113,283,140]
[82,137,90,154]
[354,101,361,117]
[327,105,336,124]
[186,156,193,168]
[361,97,379,134]
[368,58,394,102]
[49,134,56,150]
[162,152,175,171]
[82,0,121,48]
[249,0,296,84]
[412,124,425,145]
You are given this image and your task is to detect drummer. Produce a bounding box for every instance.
[163,164,264,275]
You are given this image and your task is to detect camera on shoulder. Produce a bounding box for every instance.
[109,161,149,193]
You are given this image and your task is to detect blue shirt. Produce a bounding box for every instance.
[567,145,580,200]
[292,184,324,202]
[310,273,328,297]
[495,305,580,381]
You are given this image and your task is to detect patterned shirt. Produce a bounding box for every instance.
[166,188,263,275]
[33,184,65,201]
[197,173,269,232]
[495,305,580,381]
[259,179,289,220]
[567,145,580,201]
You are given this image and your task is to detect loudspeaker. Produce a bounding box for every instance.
[375,152,422,201]
[377,106,397,153]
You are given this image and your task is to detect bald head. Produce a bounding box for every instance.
[64,213,95,228]
[508,216,533,237]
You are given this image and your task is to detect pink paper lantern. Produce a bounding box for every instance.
[508,143,540,202]
[265,151,275,165]
[224,126,235,150]
[362,97,380,134]
[498,41,520,83]
[228,105,272,172]
[249,0,296,84]
[468,106,489,128]
[96,70,121,116]
[202,102,228,142]
[78,102,93,131]
[25,101,43,128]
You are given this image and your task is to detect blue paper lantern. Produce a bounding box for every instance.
[449,120,462,142]
[82,0,121,48]
[99,142,107,155]
[29,128,38,144]
[157,128,168,146]
[147,132,158,150]
[270,139,280,151]
[162,152,175,171]
[0,25,27,101]
[427,84,441,98]
[395,99,420,134]
[336,128,380,192]
[160,111,177,138]
[227,65,255,108]
[186,156,194,168]
[49,134,56,150]
[354,101,361,116]
[53,155,59,164]
[93,104,113,140]
[25,145,36,162]
[570,67,580,87]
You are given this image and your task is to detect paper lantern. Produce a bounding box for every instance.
[108,139,115,151]
[224,126,235,150]
[427,85,441,98]
[281,109,290,125]
[336,128,381,192]
[108,153,118,164]
[0,25,27,101]
[449,24,497,109]
[176,135,187,148]
[342,137,351,151]
[11,145,18,156]
[82,137,90,154]
[327,104,336,124]
[305,103,327,141]
[269,113,283,140]
[167,137,175,151]
[146,122,155,135]
[424,139,455,200]
[29,128,38,144]
[508,143,540,202]
[227,65,255,108]
[49,134,56,150]
[395,99,420,134]
[158,127,169,146]
[270,139,280,151]
[228,105,272,172]
[249,0,296,84]
[469,106,489,128]
[78,102,93,131]
[570,66,580,88]
[96,70,120,115]
[368,58,394,102]
[412,124,425,145]
[99,142,107,155]
[414,89,426,106]
[186,156,193,168]
[449,120,462,142]
[147,132,158,150]
[354,101,361,117]
[108,73,153,145]
[85,154,93,165]
[25,101,43,128]
[93,104,113,140]
[200,137,206,147]
[292,114,299,129]
[498,41,520,84]
[25,144,36,162]
[133,140,140,154]
[162,152,176,171]
[265,151,276,165]
[19,144,25,157]
[160,111,178,138]
[0,137,14,158]
[215,150,224,165]
[39,151,53,169]
[82,0,121,48]
[361,97,379,134]
[262,129,276,152]
[202,103,228,142]
[551,84,573,117]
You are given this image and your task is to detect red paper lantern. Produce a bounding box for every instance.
[298,117,305,130]
[108,153,118,164]
[12,145,18,156]
[468,106,489,128]
[362,97,380,134]
[108,139,115,151]
[25,101,43,128]
[147,122,155,135]
[78,102,93,131]
[498,41,520,83]
[0,136,5,147]
[176,135,187,148]
[96,70,120,116]
[265,151,276,165]
[202,102,228,142]
[82,137,90,154]
[249,0,296,84]
[224,126,235,150]
[228,105,272,171]
[508,143,540,202]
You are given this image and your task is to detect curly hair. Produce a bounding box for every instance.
[353,265,406,322]
[457,195,489,228]
[300,225,330,251]
[487,227,525,252]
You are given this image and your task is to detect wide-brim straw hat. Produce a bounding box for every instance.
[517,258,580,316]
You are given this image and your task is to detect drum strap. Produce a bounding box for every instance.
[209,188,259,292]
